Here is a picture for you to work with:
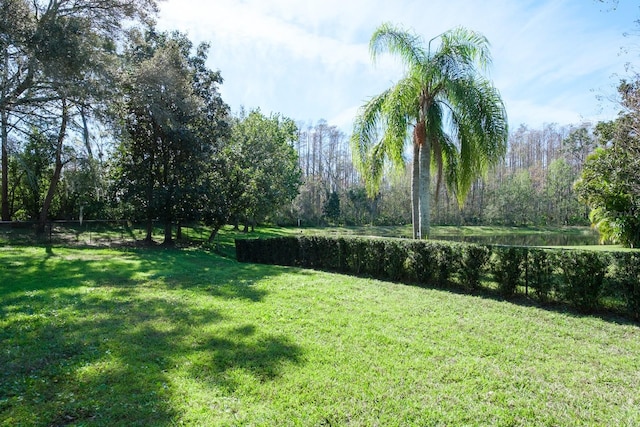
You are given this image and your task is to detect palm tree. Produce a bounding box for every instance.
[351,23,508,239]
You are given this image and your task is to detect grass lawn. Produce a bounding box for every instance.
[1,245,639,426]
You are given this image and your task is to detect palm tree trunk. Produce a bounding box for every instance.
[414,121,430,239]
[419,136,431,240]
[411,142,420,239]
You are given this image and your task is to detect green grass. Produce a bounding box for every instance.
[1,245,639,426]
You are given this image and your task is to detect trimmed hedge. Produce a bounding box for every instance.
[236,235,640,320]
[459,244,490,291]
[609,253,640,320]
[526,249,555,303]
[491,247,527,297]
[558,251,606,312]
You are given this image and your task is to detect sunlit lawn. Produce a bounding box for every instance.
[1,245,639,426]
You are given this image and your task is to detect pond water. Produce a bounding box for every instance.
[433,232,601,247]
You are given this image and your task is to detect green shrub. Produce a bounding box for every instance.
[525,249,556,303]
[402,242,419,282]
[491,246,527,297]
[235,238,249,263]
[384,240,408,281]
[404,241,438,285]
[235,235,636,320]
[235,237,300,265]
[298,236,318,268]
[558,251,606,313]
[276,237,301,266]
[459,244,490,290]
[433,242,459,288]
[318,236,341,270]
[609,253,640,320]
[335,237,349,272]
[363,239,386,277]
[343,238,367,275]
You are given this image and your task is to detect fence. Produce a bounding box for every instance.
[0,220,211,247]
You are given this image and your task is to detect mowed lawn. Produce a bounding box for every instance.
[1,246,639,426]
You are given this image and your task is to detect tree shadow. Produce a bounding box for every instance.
[183,324,303,393]
[399,274,640,328]
[0,246,274,299]
[0,247,304,425]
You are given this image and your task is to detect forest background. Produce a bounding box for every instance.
[0,0,636,245]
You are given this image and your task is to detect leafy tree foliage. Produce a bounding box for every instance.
[575,80,640,247]
[0,0,159,224]
[230,109,302,231]
[57,157,109,220]
[352,23,508,239]
[290,121,359,226]
[428,123,593,227]
[322,190,341,224]
[111,30,229,245]
[14,128,54,220]
[0,5,623,236]
[485,170,535,225]
[545,158,583,225]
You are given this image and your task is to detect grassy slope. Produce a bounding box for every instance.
[1,246,639,426]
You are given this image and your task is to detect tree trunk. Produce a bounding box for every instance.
[207,224,221,243]
[419,141,431,239]
[163,221,173,246]
[37,99,68,234]
[145,219,153,243]
[1,46,10,221]
[1,107,9,221]
[414,121,430,240]
[411,142,420,239]
[144,149,155,243]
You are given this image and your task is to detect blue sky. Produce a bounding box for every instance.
[156,0,639,133]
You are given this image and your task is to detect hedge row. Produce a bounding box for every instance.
[235,236,640,319]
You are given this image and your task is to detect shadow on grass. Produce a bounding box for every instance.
[0,246,303,425]
[423,280,640,328]
[354,264,640,327]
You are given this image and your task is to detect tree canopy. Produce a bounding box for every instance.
[0,8,635,245]
[0,0,160,225]
[351,23,508,239]
[575,79,640,247]
[229,109,302,231]
[111,29,229,245]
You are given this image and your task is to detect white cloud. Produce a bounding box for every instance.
[156,0,638,132]
[328,105,361,133]
[158,0,373,71]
